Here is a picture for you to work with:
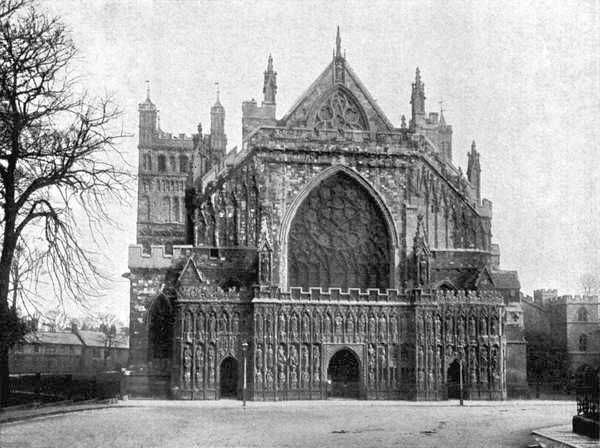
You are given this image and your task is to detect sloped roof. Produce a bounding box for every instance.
[24,331,82,346]
[490,270,521,290]
[76,330,129,349]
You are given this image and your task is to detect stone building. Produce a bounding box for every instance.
[127,31,525,400]
[523,291,600,377]
[10,325,129,375]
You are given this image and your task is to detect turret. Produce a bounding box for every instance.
[138,81,157,146]
[410,67,426,129]
[467,140,481,203]
[332,26,346,84]
[210,83,227,165]
[438,108,453,160]
[262,54,277,106]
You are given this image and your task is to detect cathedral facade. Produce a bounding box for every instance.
[127,31,525,400]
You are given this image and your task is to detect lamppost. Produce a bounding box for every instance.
[241,341,248,408]
[459,353,464,406]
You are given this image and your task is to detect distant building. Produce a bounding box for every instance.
[523,292,600,376]
[9,324,129,375]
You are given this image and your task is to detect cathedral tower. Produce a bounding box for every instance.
[138,82,157,146]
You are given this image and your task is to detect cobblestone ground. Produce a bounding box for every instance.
[0,400,574,448]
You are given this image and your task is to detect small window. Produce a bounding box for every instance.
[144,154,152,171]
[169,156,176,172]
[33,345,39,353]
[579,334,588,351]
[180,155,189,173]
[173,197,180,223]
[158,154,166,172]
[577,307,588,322]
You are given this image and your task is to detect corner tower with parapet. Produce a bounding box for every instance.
[127,29,525,400]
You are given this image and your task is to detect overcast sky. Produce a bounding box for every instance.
[40,0,600,322]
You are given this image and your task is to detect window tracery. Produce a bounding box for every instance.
[288,172,390,291]
[313,89,368,132]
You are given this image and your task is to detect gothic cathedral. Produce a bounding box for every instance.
[127,30,527,400]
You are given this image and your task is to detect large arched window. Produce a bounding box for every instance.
[577,307,588,322]
[288,171,391,291]
[579,334,588,352]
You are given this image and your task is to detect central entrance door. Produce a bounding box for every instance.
[447,359,461,399]
[327,348,360,399]
[219,357,239,398]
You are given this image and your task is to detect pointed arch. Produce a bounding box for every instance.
[279,165,398,291]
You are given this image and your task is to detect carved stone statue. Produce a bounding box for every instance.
[232,313,240,334]
[334,313,343,340]
[207,345,215,385]
[368,344,376,385]
[278,313,286,339]
[389,315,397,342]
[378,314,387,341]
[290,313,299,340]
[313,347,320,383]
[369,315,376,340]
[209,314,216,339]
[302,313,310,339]
[256,314,263,339]
[195,344,204,386]
[480,316,488,336]
[277,345,287,388]
[289,345,298,388]
[434,314,441,343]
[266,344,274,370]
[183,345,192,388]
[469,315,476,339]
[196,312,205,337]
[346,314,355,342]
[324,313,332,340]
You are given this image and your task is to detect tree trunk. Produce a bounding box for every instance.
[0,344,9,407]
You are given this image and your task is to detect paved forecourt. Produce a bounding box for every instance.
[0,400,574,448]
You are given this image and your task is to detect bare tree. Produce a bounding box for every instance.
[0,1,131,406]
[579,273,599,296]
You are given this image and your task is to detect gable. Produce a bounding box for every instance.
[280,60,394,133]
[475,266,496,289]
[178,257,205,286]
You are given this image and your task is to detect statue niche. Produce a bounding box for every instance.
[288,172,391,291]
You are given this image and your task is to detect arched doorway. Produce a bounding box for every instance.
[219,357,239,398]
[287,171,392,292]
[447,359,461,399]
[327,349,360,399]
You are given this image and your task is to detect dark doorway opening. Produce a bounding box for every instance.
[219,357,238,398]
[447,359,461,399]
[327,349,360,399]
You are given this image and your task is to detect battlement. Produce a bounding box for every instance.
[253,286,504,305]
[550,295,599,304]
[128,244,193,269]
